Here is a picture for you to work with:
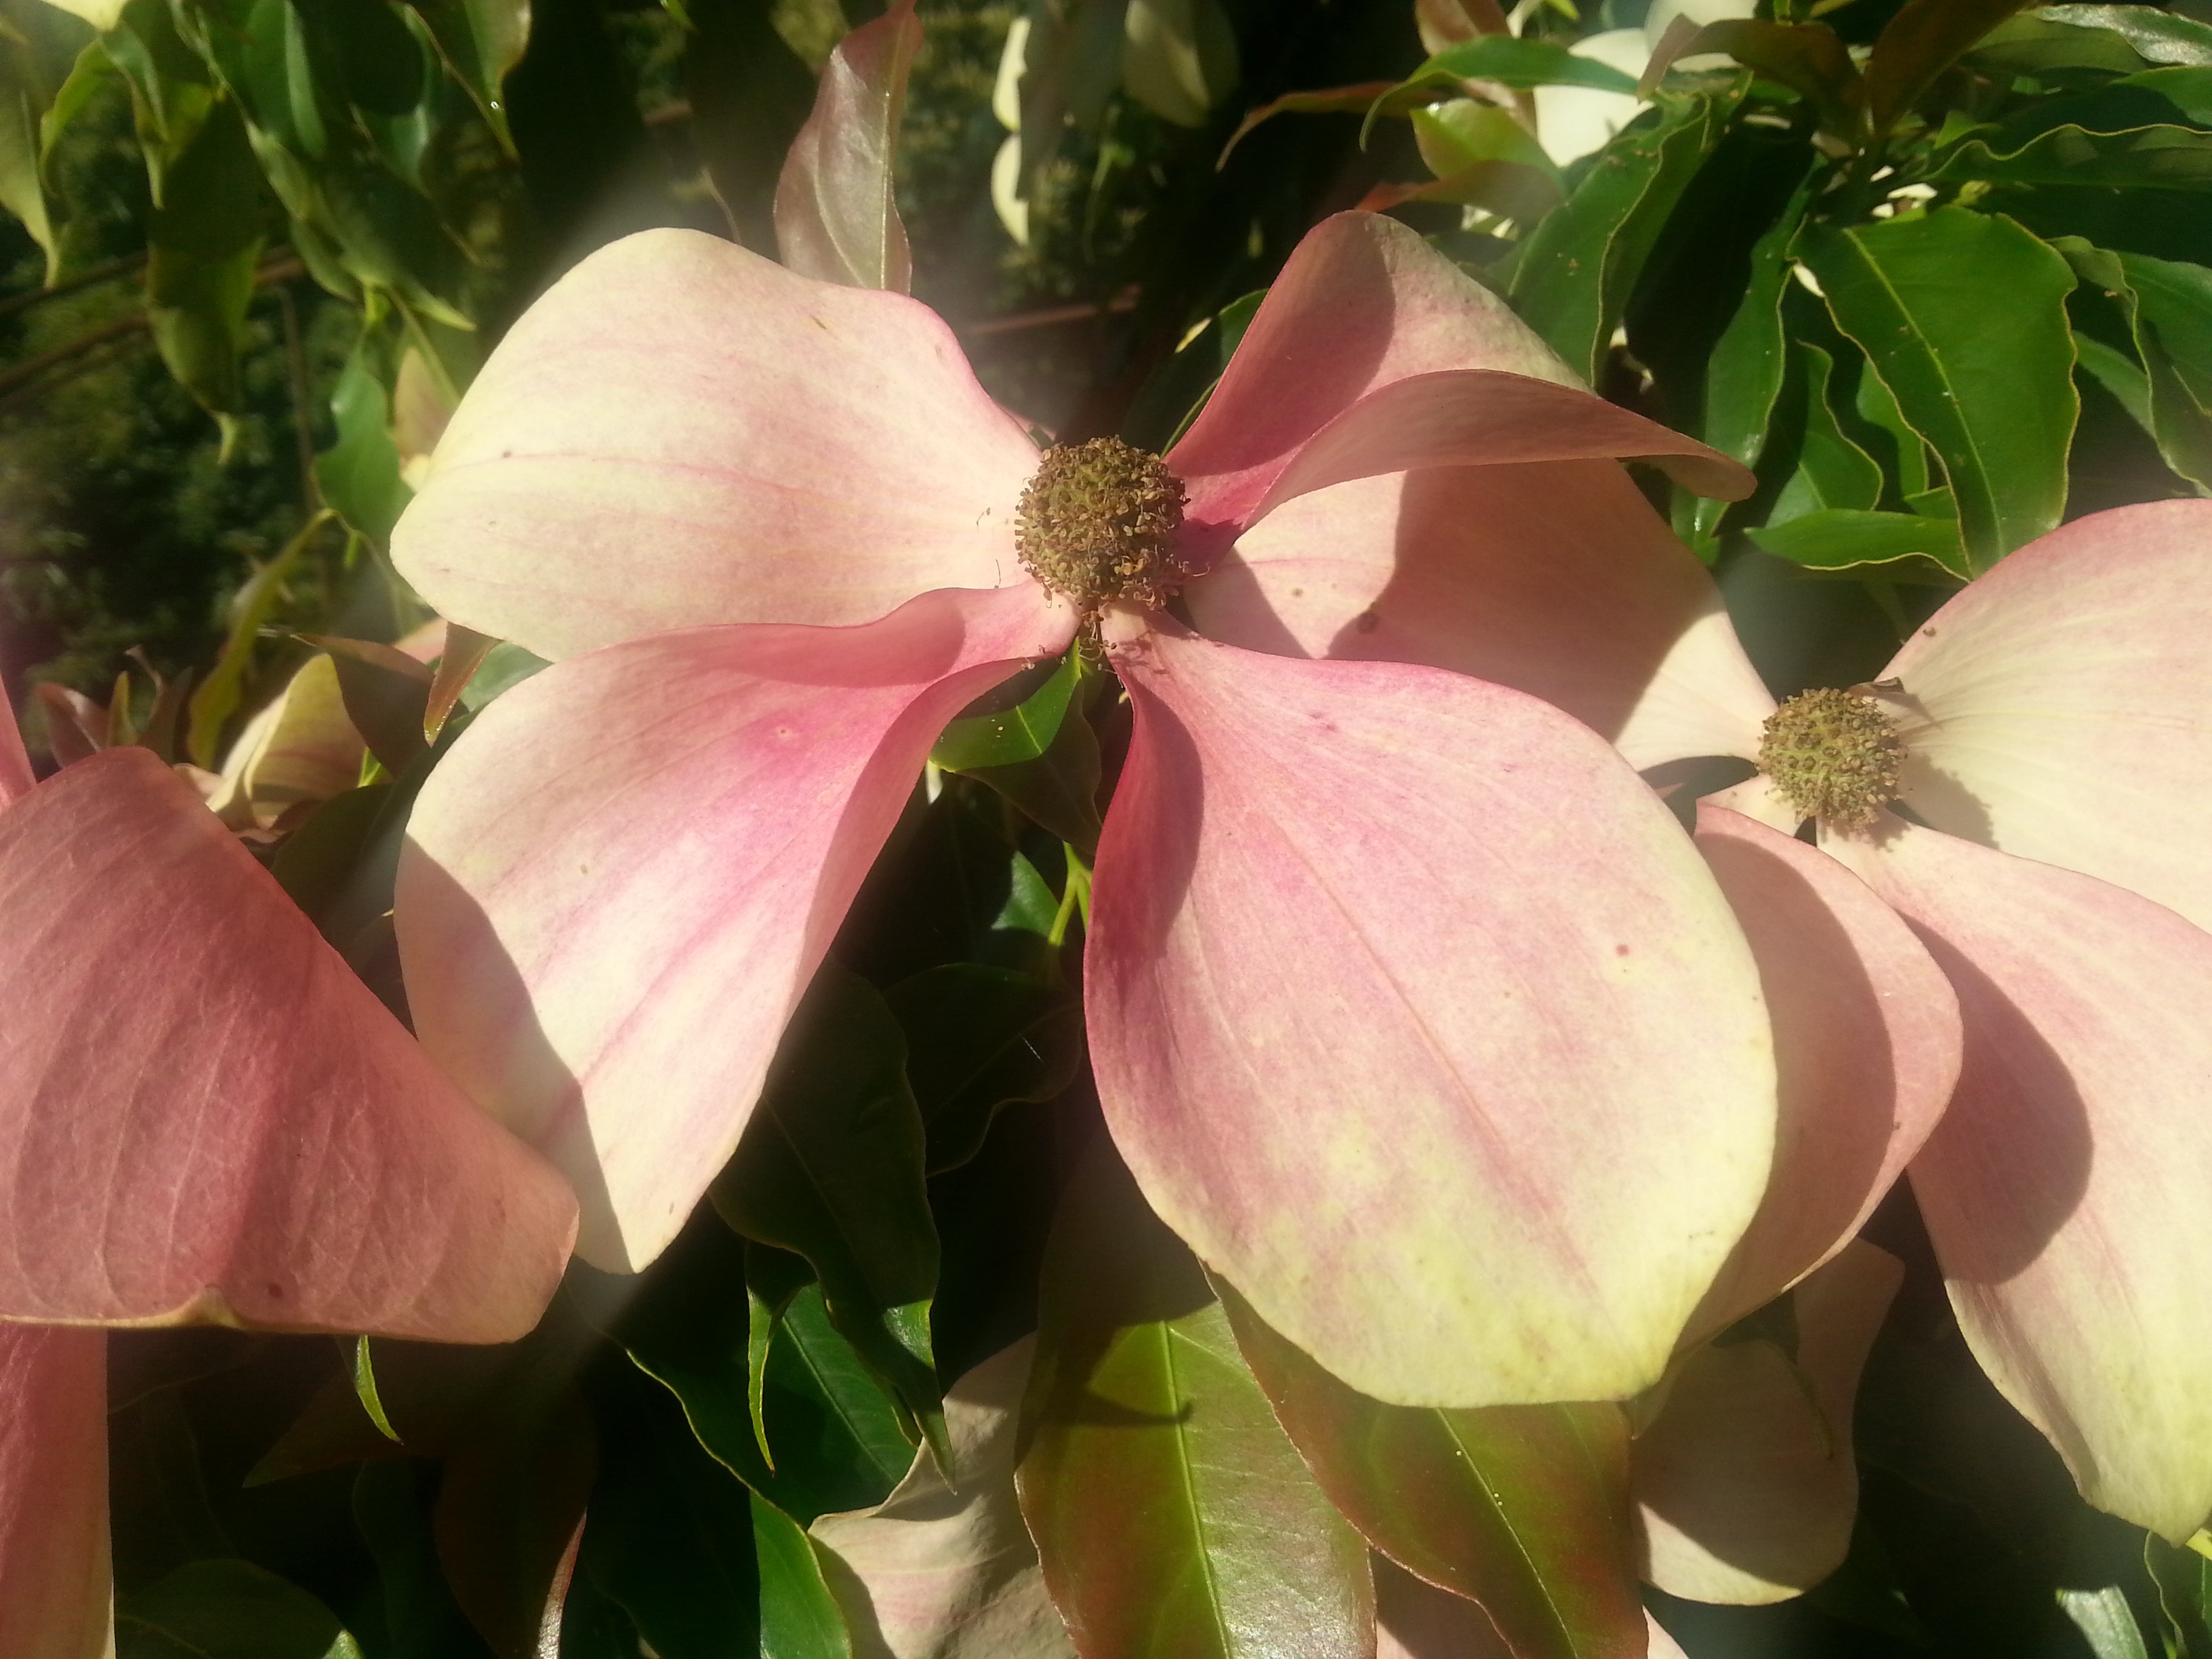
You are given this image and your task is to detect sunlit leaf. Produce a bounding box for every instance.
[1799,207,2077,571]
[1016,1147,1374,1658]
[1218,1283,1643,1659]
[1746,507,1967,576]
[773,0,920,291]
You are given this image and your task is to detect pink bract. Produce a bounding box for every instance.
[1261,478,2212,1538]
[392,208,1784,1406]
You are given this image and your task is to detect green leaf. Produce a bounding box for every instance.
[1746,507,1968,576]
[710,963,945,1463]
[1862,0,2037,132]
[620,1212,914,1521]
[1123,287,1267,453]
[2146,1532,2212,1656]
[930,649,1082,772]
[316,337,412,546]
[753,1494,854,1659]
[1799,207,2078,571]
[1216,1283,1643,1659]
[1664,20,1860,135]
[579,1355,766,1659]
[884,963,1082,1173]
[457,640,548,712]
[350,1337,400,1442]
[1508,86,1746,384]
[1683,165,1814,550]
[2036,5,2212,66]
[1933,117,2212,188]
[1015,1147,1374,1658]
[350,1462,493,1658]
[405,0,527,151]
[2053,239,2212,490]
[118,1559,365,1659]
[1771,342,1885,520]
[144,94,266,433]
[0,30,58,282]
[105,0,218,203]
[2057,1586,2153,1659]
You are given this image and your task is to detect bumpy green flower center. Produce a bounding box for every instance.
[1015,437,1189,615]
[1759,688,1906,828]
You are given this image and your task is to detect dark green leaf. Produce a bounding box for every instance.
[457,641,548,712]
[1771,342,1885,519]
[106,0,218,203]
[2146,1534,2212,1656]
[619,1214,912,1521]
[144,95,266,434]
[1746,507,1968,575]
[118,1559,363,1659]
[1663,21,1859,135]
[0,31,58,282]
[753,1495,853,1659]
[1509,86,1746,384]
[711,963,944,1458]
[309,635,432,775]
[1217,1282,1643,1659]
[1862,0,2036,132]
[930,649,1083,773]
[1799,207,2077,571]
[1935,117,2212,188]
[1683,164,1814,551]
[405,0,529,151]
[2054,238,2212,490]
[885,963,1082,1174]
[1122,287,1266,453]
[316,343,412,546]
[351,1462,494,1659]
[579,1357,763,1659]
[1015,1147,1373,1658]
[2037,5,2212,65]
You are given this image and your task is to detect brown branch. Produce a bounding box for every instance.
[0,250,149,325]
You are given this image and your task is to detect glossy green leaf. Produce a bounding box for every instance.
[1970,11,2169,75]
[405,0,527,151]
[105,0,217,202]
[931,649,1083,773]
[620,1212,912,1521]
[884,963,1082,1173]
[317,340,412,546]
[754,1494,855,1659]
[1015,1147,1374,1659]
[1799,207,2077,571]
[711,963,945,1460]
[350,1337,400,1443]
[1746,506,1967,575]
[2057,1587,2152,1659]
[2147,1533,2212,1656]
[1771,342,1885,520]
[1936,116,2212,186]
[1683,166,1814,550]
[1509,86,1745,384]
[1862,0,2037,132]
[2036,5,2212,66]
[579,1356,764,1659]
[456,640,548,713]
[1216,1282,1642,1659]
[144,94,266,435]
[350,1461,495,1658]
[2055,237,2212,490]
[118,1559,364,1659]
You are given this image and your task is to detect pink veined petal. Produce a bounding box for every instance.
[395,584,1076,1273]
[0,1324,109,1659]
[773,0,923,293]
[392,230,1043,659]
[1086,621,1778,1407]
[0,750,577,1339]
[1683,806,1958,1340]
[1184,463,1776,769]
[1168,211,1582,535]
[1881,499,2212,936]
[1830,817,2212,1540]
[1634,1241,1903,1606]
[811,1337,1075,1659]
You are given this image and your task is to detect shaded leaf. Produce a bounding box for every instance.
[306,635,432,775]
[432,1387,597,1659]
[1863,0,2037,131]
[144,94,265,436]
[1798,207,2077,571]
[1746,508,1967,577]
[884,963,1082,1174]
[405,0,529,151]
[1770,342,1885,520]
[712,964,945,1460]
[1015,1145,1373,1659]
[2055,236,2212,489]
[1509,86,1746,384]
[1218,1282,1642,1659]
[316,340,413,547]
[185,510,329,768]
[117,1559,363,1659]
[1398,35,1639,96]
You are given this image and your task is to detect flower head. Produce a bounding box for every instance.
[390,209,1784,1408]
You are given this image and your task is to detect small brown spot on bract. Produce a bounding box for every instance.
[1615,943,1631,956]
[1354,608,1381,634]
[775,726,795,739]
[1290,586,1305,598]
[266,1281,285,1299]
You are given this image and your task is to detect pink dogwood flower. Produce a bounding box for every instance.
[1210,475,2212,1538]
[0,702,579,1655]
[388,208,1799,1409]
